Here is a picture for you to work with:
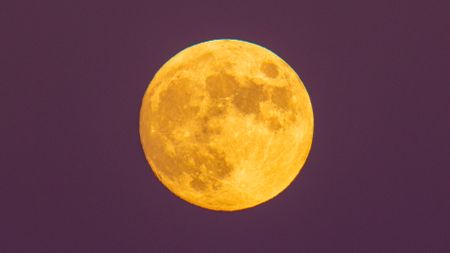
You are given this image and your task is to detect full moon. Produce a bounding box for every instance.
[140,39,313,211]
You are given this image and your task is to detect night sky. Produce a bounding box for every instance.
[0,0,447,252]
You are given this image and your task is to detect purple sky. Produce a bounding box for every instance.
[0,0,448,252]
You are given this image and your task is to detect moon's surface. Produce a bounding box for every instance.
[140,39,313,211]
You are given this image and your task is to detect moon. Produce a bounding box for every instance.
[140,39,313,211]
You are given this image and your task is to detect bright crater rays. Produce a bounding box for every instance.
[140,39,314,211]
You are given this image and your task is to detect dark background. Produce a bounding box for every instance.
[0,0,447,252]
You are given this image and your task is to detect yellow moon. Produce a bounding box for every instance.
[140,39,313,211]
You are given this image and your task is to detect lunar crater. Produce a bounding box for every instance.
[261,62,279,78]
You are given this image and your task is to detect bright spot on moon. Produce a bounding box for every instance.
[140,39,314,211]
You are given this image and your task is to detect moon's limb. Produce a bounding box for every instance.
[140,39,314,211]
